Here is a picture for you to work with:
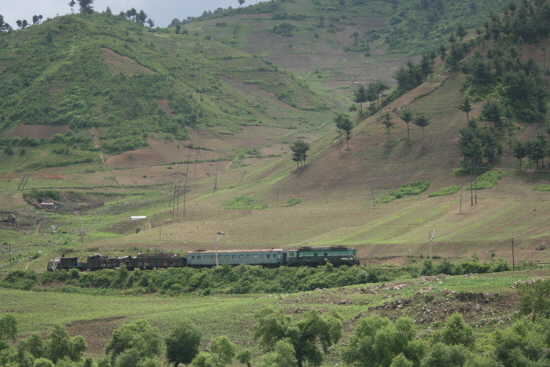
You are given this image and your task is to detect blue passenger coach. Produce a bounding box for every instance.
[187,248,285,268]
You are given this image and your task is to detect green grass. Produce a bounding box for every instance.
[377,180,430,203]
[533,184,550,191]
[429,186,461,197]
[467,170,508,190]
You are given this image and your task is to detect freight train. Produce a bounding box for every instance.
[47,246,359,271]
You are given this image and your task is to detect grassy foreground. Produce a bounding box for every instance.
[2,267,549,360]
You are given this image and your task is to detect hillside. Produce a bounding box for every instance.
[1,0,550,270]
[0,13,335,160]
[181,0,510,102]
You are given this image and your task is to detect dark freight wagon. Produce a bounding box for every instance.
[121,253,187,270]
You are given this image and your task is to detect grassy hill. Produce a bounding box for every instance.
[1,0,550,271]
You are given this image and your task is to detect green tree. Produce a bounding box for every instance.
[456,23,467,41]
[18,333,44,358]
[381,113,395,136]
[45,324,87,363]
[519,279,550,320]
[0,315,17,341]
[390,353,413,367]
[253,307,342,367]
[68,0,76,13]
[238,0,245,7]
[78,0,94,14]
[334,114,353,150]
[290,140,310,168]
[399,109,414,140]
[431,313,475,348]
[481,99,502,129]
[192,336,235,367]
[438,45,447,66]
[342,315,423,367]
[166,319,202,366]
[352,85,368,115]
[106,320,162,366]
[257,339,297,367]
[211,336,236,366]
[236,349,252,367]
[492,318,548,367]
[458,96,472,121]
[136,10,147,24]
[421,343,470,367]
[412,113,432,142]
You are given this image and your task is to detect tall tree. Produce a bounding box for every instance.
[458,96,472,121]
[136,10,147,24]
[399,108,413,140]
[238,0,245,7]
[45,324,87,363]
[32,15,43,25]
[106,320,162,365]
[342,315,423,367]
[192,336,236,367]
[334,114,353,150]
[456,23,467,41]
[166,319,201,367]
[381,112,395,135]
[481,98,502,128]
[512,140,527,169]
[290,140,310,168]
[78,0,94,14]
[0,315,17,341]
[412,113,432,142]
[352,85,368,115]
[68,0,76,13]
[253,307,342,367]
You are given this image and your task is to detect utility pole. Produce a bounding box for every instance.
[459,187,462,214]
[511,238,515,271]
[429,230,436,260]
[213,160,219,194]
[213,231,225,267]
[276,181,280,206]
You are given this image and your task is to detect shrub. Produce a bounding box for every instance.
[429,186,460,197]
[283,198,301,207]
[533,184,550,191]
[467,170,507,190]
[377,181,430,203]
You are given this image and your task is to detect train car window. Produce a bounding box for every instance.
[246,255,251,259]
[232,255,236,259]
[324,253,328,256]
[261,254,264,259]
[225,255,229,259]
[314,253,317,256]
[192,256,195,260]
[239,255,244,259]
[254,255,258,259]
[211,256,215,260]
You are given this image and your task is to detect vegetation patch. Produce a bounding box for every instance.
[467,170,508,191]
[533,184,550,192]
[283,198,301,207]
[429,186,461,197]
[377,180,430,203]
[223,196,267,210]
